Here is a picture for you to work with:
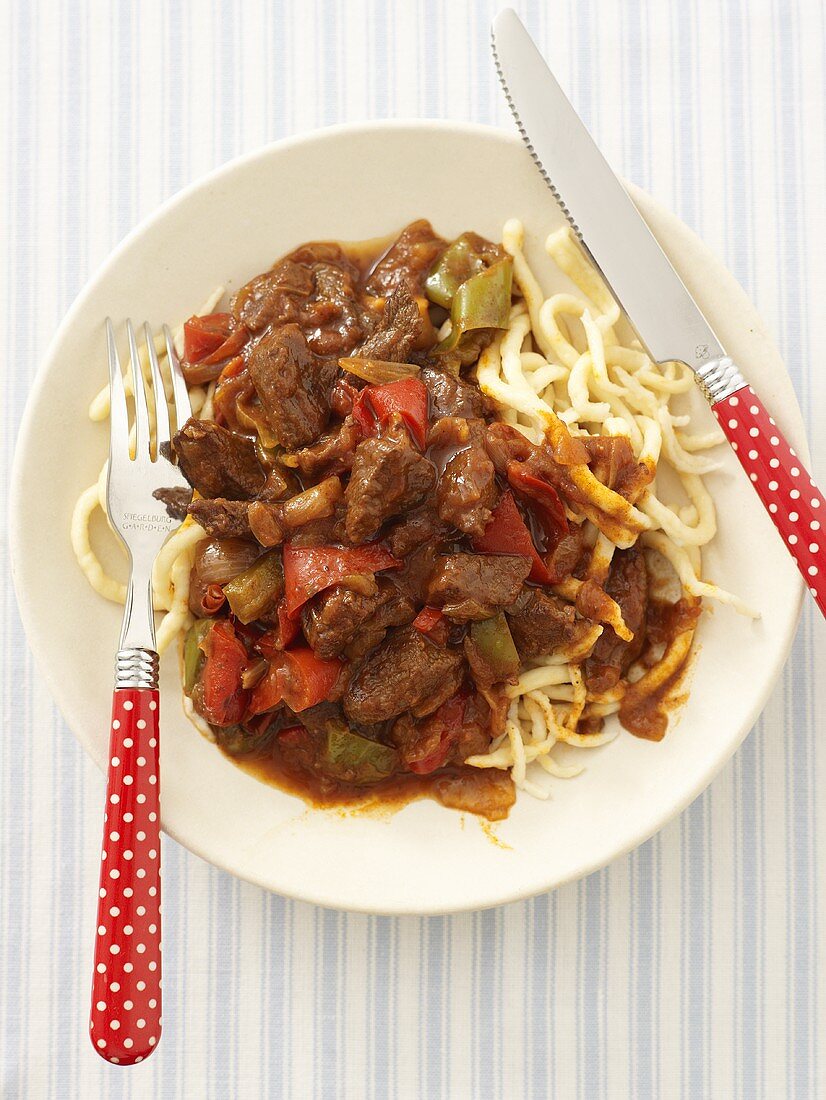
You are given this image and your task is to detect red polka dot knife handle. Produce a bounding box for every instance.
[712,382,826,617]
[90,688,162,1064]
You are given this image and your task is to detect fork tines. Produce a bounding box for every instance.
[105,318,192,465]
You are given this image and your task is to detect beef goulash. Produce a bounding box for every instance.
[74,218,754,819]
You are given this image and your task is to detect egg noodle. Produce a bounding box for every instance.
[71,221,757,801]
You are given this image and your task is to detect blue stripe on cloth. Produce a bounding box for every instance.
[1,2,825,1097]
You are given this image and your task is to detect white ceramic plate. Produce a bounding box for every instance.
[11,121,805,914]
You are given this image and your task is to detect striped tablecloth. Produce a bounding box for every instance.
[3,1,825,1096]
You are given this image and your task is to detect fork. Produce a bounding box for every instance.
[89,320,192,1065]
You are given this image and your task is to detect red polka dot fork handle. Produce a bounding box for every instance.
[89,686,162,1065]
[702,356,826,617]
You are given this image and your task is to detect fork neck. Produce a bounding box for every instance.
[116,565,159,690]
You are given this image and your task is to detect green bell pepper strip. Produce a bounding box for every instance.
[323,721,399,785]
[469,613,520,683]
[183,619,212,695]
[433,257,513,359]
[222,550,284,624]
[425,234,488,308]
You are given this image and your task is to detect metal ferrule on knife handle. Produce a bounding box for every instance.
[693,356,748,404]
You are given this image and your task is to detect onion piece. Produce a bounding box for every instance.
[280,476,343,528]
[241,657,269,691]
[339,357,420,384]
[337,573,379,596]
[189,537,261,616]
[249,477,343,548]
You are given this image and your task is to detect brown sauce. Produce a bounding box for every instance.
[618,667,693,742]
[644,596,702,649]
[221,744,515,821]
[617,597,702,741]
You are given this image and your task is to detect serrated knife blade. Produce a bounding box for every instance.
[491,7,826,619]
[491,6,723,370]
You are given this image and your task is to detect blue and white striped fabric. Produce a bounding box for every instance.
[2,1,825,1096]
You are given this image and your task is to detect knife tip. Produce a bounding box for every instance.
[491,7,520,37]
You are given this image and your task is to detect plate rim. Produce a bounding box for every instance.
[10,118,805,913]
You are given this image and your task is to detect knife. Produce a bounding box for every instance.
[491,7,826,618]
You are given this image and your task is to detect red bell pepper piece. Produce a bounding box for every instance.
[202,583,227,615]
[351,378,429,449]
[199,620,249,727]
[197,325,248,367]
[277,725,306,748]
[249,647,342,715]
[282,544,401,617]
[183,312,234,363]
[276,600,301,647]
[255,599,301,657]
[412,606,445,634]
[506,462,568,534]
[407,693,467,774]
[351,389,376,436]
[472,491,550,584]
[368,378,429,448]
[217,354,246,383]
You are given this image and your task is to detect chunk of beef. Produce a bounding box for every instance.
[355,285,422,362]
[344,417,436,543]
[301,261,366,356]
[344,583,416,660]
[458,690,505,759]
[426,553,530,621]
[329,377,359,418]
[584,546,649,694]
[188,497,251,538]
[302,579,414,661]
[365,219,447,297]
[411,661,466,719]
[284,507,348,547]
[173,418,266,499]
[506,587,591,660]
[390,689,488,772]
[391,543,439,605]
[384,505,449,558]
[546,525,588,582]
[431,417,498,538]
[230,259,314,332]
[290,416,361,480]
[247,324,338,450]
[302,582,383,660]
[343,626,464,725]
[153,486,191,521]
[231,244,366,356]
[421,365,491,419]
